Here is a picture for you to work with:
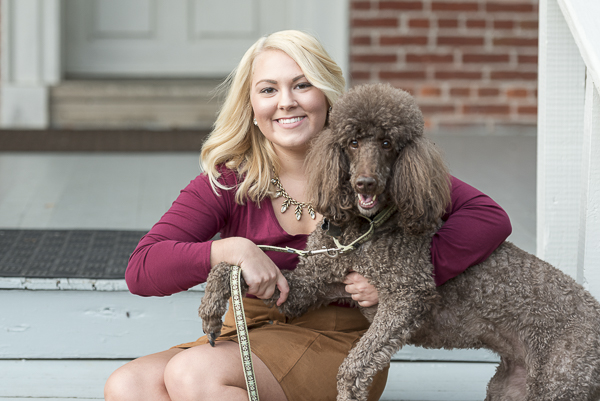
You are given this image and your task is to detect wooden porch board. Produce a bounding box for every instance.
[0,359,497,400]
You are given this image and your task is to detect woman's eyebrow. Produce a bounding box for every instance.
[255,75,306,86]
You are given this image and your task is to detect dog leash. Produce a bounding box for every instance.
[227,205,397,401]
[257,205,398,258]
[230,265,260,401]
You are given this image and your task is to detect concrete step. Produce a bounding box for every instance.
[50,79,224,130]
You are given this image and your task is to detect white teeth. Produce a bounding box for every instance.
[358,194,377,206]
[279,117,303,124]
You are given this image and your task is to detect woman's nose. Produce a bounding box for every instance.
[278,89,297,110]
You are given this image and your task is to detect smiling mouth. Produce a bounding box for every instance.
[277,116,304,124]
[357,194,378,209]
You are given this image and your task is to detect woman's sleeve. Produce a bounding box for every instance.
[431,176,512,286]
[125,173,232,297]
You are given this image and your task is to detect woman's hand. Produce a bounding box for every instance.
[343,271,379,307]
[211,237,289,305]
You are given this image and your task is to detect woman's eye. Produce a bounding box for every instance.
[259,87,275,94]
[295,82,313,90]
[350,140,359,149]
[382,140,392,149]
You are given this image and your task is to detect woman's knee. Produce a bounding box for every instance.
[104,349,180,401]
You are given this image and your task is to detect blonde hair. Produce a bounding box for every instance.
[200,30,346,204]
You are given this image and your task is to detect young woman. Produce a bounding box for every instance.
[104,30,512,401]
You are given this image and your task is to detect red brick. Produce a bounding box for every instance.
[506,88,529,98]
[379,71,428,80]
[493,37,538,47]
[518,54,538,64]
[379,1,423,10]
[352,18,399,28]
[520,20,539,30]
[432,2,479,12]
[352,54,398,63]
[487,2,535,13]
[463,104,510,115]
[466,19,487,29]
[478,88,500,97]
[352,1,371,10]
[352,36,372,46]
[518,106,537,115]
[493,20,514,30]
[420,104,456,114]
[380,36,429,46]
[420,86,442,97]
[450,87,471,97]
[438,19,459,28]
[437,36,485,46]
[409,18,431,29]
[490,71,537,80]
[351,71,371,80]
[406,53,454,64]
[463,53,510,63]
[436,71,482,80]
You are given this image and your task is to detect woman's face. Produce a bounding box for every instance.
[250,50,328,156]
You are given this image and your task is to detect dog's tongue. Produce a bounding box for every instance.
[358,194,377,209]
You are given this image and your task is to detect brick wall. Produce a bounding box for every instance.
[350,0,538,134]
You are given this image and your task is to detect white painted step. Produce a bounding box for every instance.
[0,359,497,400]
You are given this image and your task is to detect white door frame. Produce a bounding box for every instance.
[0,0,62,128]
[0,0,349,129]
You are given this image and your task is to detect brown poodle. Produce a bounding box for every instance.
[199,83,600,401]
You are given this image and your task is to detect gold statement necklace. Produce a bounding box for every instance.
[271,171,316,221]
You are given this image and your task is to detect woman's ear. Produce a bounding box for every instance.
[391,137,451,234]
[305,130,353,223]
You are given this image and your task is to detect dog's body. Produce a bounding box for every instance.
[199,84,600,401]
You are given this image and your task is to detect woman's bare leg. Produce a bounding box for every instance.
[104,343,287,401]
[104,348,183,401]
[164,342,288,401]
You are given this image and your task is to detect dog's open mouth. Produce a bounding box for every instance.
[357,193,378,209]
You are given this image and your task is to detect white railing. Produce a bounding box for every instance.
[538,0,600,301]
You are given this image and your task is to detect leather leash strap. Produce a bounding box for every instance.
[230,265,260,401]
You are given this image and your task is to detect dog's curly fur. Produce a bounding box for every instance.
[199,83,600,401]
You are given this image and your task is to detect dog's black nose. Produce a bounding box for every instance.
[356,175,376,192]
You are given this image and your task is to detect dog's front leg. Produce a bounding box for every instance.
[264,268,340,317]
[198,262,247,346]
[336,292,431,401]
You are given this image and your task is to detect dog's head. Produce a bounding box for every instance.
[306,83,451,234]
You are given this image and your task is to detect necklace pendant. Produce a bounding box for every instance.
[295,204,303,221]
[308,205,316,220]
[281,199,290,213]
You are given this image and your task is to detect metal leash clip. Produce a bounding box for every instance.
[301,246,342,258]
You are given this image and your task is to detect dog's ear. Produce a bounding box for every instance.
[391,137,451,234]
[305,130,354,223]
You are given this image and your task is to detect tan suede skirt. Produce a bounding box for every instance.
[175,298,388,400]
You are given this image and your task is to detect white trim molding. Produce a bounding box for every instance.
[0,0,62,128]
[538,0,600,300]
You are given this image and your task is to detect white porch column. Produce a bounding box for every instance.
[537,0,586,277]
[578,72,600,300]
[0,0,62,128]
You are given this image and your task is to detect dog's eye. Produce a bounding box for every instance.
[350,140,359,149]
[382,140,392,149]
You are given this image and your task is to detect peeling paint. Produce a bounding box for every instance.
[6,324,30,332]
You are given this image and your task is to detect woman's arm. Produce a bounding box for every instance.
[431,176,512,286]
[125,174,227,296]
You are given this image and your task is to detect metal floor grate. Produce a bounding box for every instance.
[0,229,146,279]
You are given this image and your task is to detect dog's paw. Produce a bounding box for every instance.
[201,317,223,346]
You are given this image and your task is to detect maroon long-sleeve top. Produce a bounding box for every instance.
[126,169,512,297]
